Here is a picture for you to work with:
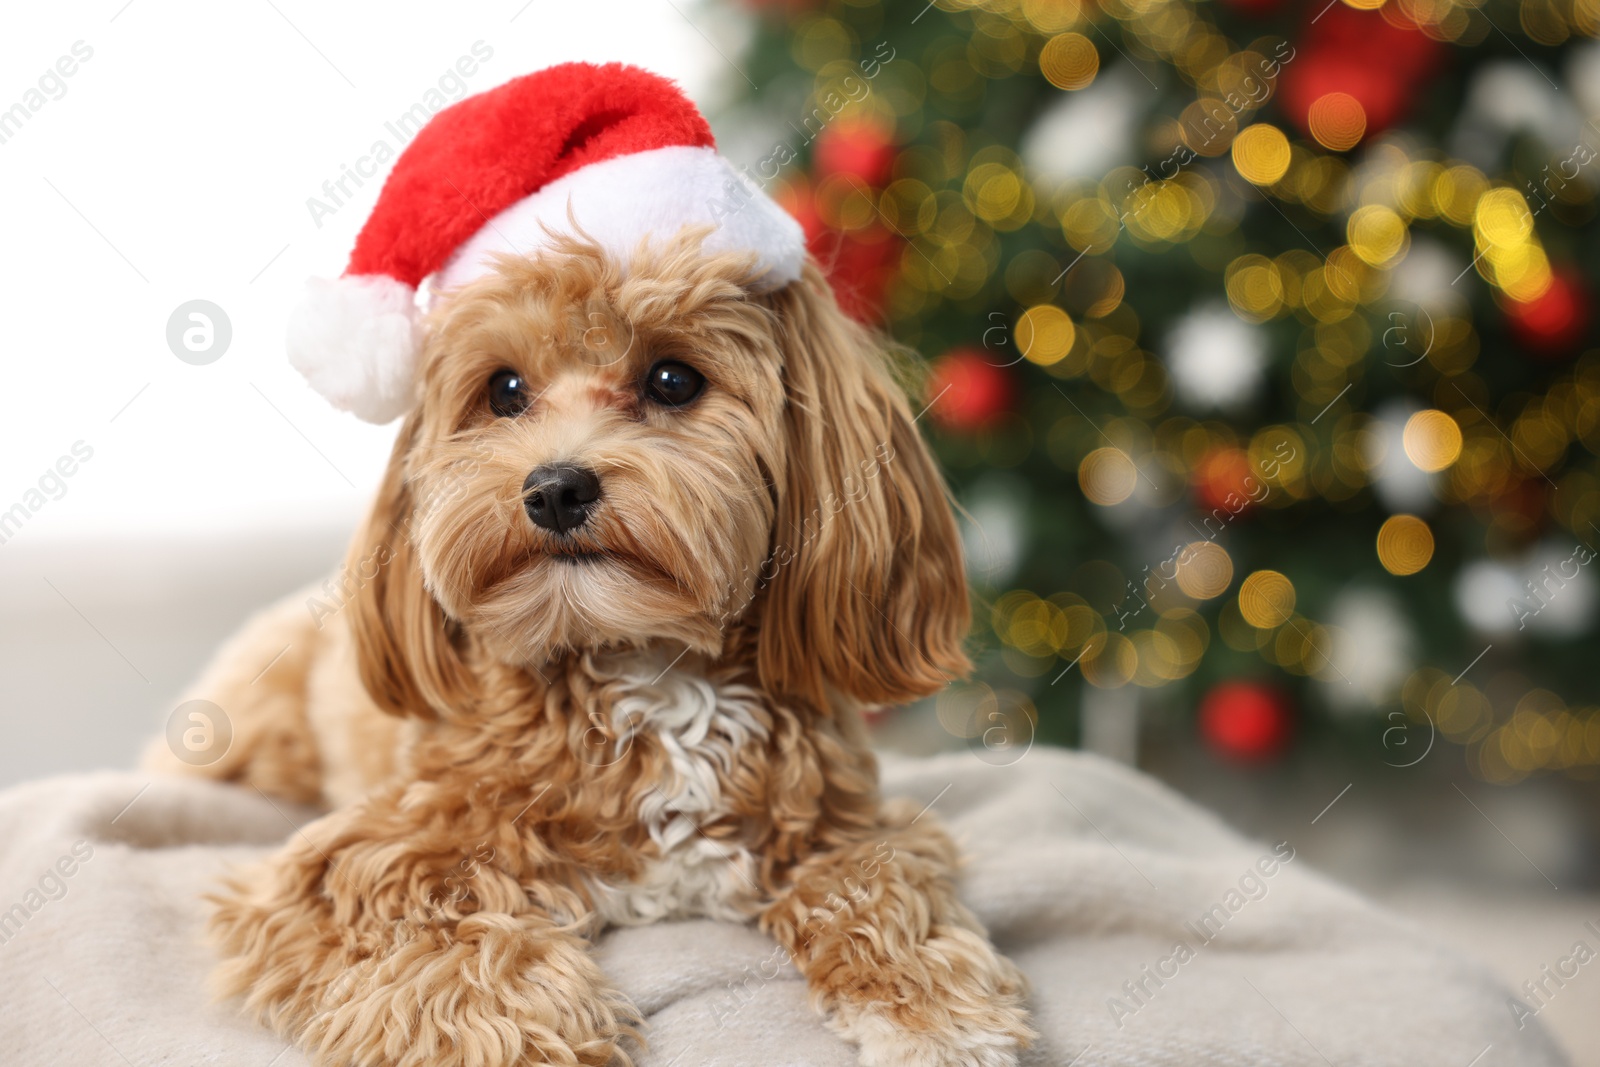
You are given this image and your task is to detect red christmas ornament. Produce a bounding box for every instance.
[812,224,901,322]
[1504,266,1590,358]
[927,348,1014,433]
[776,176,902,322]
[1198,681,1294,762]
[1279,4,1442,144]
[1194,447,1258,515]
[814,119,897,188]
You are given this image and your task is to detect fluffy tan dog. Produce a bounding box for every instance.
[144,232,1034,1066]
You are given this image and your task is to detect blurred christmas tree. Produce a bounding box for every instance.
[715,0,1600,782]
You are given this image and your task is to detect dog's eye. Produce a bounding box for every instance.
[487,370,531,418]
[643,361,704,407]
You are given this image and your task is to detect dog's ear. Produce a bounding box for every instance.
[347,415,477,719]
[758,264,971,711]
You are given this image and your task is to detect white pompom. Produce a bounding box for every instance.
[286,274,422,424]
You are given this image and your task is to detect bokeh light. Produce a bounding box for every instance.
[1231,124,1291,185]
[1079,447,1138,505]
[1377,515,1435,575]
[737,0,1600,794]
[1347,205,1408,268]
[1175,541,1235,599]
[1307,92,1366,151]
[1040,32,1098,90]
[1238,569,1296,628]
[1017,304,1076,366]
[1402,409,1463,472]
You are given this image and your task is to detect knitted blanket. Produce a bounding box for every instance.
[0,748,1566,1066]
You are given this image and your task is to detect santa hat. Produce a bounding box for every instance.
[288,62,805,423]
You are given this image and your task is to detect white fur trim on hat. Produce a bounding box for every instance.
[287,275,422,424]
[432,145,806,296]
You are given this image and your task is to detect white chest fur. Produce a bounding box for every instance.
[582,649,769,927]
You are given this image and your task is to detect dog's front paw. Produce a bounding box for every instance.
[213,868,635,1067]
[301,914,637,1067]
[834,998,1032,1067]
[826,927,1035,1067]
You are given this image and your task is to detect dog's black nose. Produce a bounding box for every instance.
[523,465,601,533]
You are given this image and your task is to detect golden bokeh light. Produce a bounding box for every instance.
[966,162,1033,229]
[1225,254,1285,322]
[1021,0,1083,34]
[1040,32,1098,90]
[1474,188,1534,247]
[1130,629,1174,687]
[1231,124,1292,185]
[1007,597,1069,657]
[1078,447,1138,506]
[1469,186,1554,302]
[1060,195,1122,252]
[1433,165,1487,225]
[1082,632,1137,688]
[1436,684,1492,742]
[1051,595,1105,655]
[1347,204,1408,268]
[1274,616,1335,678]
[1017,304,1077,366]
[1402,409,1464,472]
[1238,570,1297,628]
[1175,541,1234,599]
[1493,243,1555,303]
[1377,515,1434,575]
[879,179,937,235]
[1308,92,1367,152]
[814,173,878,231]
[1153,608,1209,678]
[1397,160,1443,219]
[1123,175,1214,243]
[989,589,1037,638]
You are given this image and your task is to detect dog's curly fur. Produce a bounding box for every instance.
[143,233,1035,1067]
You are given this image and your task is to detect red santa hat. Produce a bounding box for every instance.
[288,62,805,423]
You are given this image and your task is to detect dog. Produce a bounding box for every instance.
[143,62,1033,1067]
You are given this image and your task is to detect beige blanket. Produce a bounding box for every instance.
[0,748,1566,1066]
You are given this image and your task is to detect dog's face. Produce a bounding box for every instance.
[404,238,786,660]
[349,233,971,717]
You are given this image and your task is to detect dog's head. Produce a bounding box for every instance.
[348,233,968,716]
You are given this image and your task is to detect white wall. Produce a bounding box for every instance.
[0,0,748,784]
